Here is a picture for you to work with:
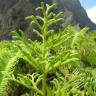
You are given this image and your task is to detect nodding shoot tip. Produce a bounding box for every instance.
[25,16,33,20]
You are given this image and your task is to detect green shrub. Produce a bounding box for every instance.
[10,2,79,96]
[0,41,21,96]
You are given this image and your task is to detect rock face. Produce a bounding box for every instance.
[0,0,96,39]
[56,0,96,29]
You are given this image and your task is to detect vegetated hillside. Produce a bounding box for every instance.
[0,0,96,40]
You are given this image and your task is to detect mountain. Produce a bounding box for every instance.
[0,0,96,40]
[56,0,96,29]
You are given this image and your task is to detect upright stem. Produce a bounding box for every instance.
[42,14,47,96]
[42,36,47,96]
[42,73,47,96]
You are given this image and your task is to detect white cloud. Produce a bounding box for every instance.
[86,6,96,23]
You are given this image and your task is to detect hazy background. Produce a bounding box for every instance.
[80,0,96,23]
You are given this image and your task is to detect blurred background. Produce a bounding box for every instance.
[0,0,96,40]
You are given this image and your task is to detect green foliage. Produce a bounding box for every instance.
[0,41,21,96]
[80,30,96,66]
[10,2,79,96]
[63,26,96,67]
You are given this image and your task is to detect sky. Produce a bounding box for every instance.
[80,0,96,23]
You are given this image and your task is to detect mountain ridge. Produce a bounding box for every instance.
[0,0,96,40]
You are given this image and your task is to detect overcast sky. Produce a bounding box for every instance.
[80,0,96,23]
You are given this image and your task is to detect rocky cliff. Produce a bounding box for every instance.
[0,0,96,39]
[56,0,96,29]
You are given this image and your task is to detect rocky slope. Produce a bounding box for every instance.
[57,0,96,29]
[0,0,96,39]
